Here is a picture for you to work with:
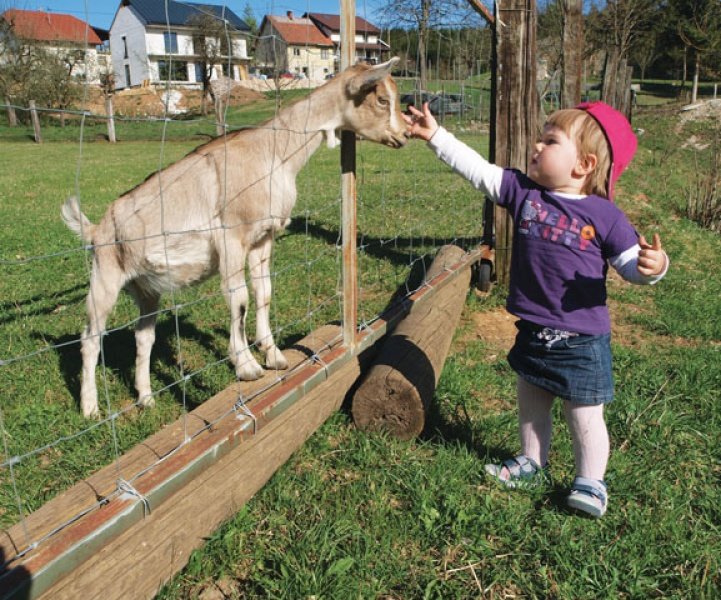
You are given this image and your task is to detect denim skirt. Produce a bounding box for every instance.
[507,320,614,405]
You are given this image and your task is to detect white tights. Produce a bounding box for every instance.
[517,376,609,480]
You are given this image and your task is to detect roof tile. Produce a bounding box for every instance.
[2,9,102,45]
[268,16,333,47]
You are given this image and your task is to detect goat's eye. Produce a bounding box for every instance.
[377,97,390,107]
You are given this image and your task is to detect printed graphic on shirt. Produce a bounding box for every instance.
[518,199,595,250]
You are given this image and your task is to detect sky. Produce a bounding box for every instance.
[4,0,384,31]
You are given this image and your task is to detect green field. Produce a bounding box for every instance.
[1,88,720,597]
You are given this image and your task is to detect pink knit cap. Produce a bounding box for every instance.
[576,101,637,200]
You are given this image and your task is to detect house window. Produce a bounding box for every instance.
[220,35,232,57]
[122,36,128,59]
[158,60,187,81]
[194,62,205,82]
[192,35,206,55]
[222,63,234,78]
[163,31,179,54]
[124,64,131,87]
[321,49,329,59]
[293,47,300,56]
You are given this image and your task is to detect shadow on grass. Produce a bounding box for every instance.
[422,398,508,464]
[0,283,87,326]
[41,313,225,413]
[286,218,483,270]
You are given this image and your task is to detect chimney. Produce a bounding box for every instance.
[287,11,293,19]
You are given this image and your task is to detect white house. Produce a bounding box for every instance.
[109,0,251,89]
[255,12,334,80]
[0,9,108,84]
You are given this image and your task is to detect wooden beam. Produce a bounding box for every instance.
[0,246,483,600]
[466,0,494,25]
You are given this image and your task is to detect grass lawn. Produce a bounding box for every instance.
[1,87,720,598]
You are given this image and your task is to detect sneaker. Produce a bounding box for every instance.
[567,476,607,518]
[484,455,549,489]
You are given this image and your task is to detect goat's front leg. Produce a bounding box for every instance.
[249,237,288,371]
[127,283,160,408]
[219,242,265,380]
[80,254,124,418]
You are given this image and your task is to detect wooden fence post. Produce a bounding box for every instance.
[491,0,538,286]
[105,95,116,143]
[214,95,225,136]
[29,100,42,143]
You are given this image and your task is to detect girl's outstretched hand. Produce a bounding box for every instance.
[637,233,667,277]
[402,102,439,142]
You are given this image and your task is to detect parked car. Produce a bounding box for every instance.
[401,91,472,116]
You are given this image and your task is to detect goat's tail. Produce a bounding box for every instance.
[61,196,96,243]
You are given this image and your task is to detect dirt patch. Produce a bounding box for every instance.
[458,306,517,359]
[82,82,265,118]
[471,307,517,352]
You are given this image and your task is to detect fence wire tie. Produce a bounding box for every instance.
[8,541,39,566]
[233,395,257,434]
[117,478,151,517]
[310,352,329,377]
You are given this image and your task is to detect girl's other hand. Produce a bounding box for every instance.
[402,102,439,142]
[637,233,667,277]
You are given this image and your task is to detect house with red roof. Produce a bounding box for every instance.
[1,8,109,84]
[109,0,251,89]
[255,12,335,80]
[305,12,389,67]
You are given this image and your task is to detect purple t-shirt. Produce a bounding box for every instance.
[500,169,639,335]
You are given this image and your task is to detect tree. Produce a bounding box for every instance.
[186,13,233,116]
[631,27,659,83]
[671,0,721,102]
[0,15,33,124]
[378,0,479,90]
[242,2,257,36]
[559,0,583,107]
[586,0,658,111]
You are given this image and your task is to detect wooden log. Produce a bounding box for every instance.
[351,245,471,440]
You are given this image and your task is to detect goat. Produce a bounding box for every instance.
[62,58,409,418]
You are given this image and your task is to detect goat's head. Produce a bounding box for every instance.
[340,57,409,148]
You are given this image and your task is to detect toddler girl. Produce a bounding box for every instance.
[404,101,668,517]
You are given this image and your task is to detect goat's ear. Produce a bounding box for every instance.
[346,56,399,96]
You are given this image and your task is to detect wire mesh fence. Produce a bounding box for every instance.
[0,0,491,575]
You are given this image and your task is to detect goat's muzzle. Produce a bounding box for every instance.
[386,132,409,148]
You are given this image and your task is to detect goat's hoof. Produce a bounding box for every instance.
[265,348,289,371]
[138,394,155,409]
[82,403,100,419]
[237,362,265,381]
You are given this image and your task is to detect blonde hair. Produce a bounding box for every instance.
[545,109,612,199]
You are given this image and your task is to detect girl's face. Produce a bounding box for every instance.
[528,124,584,194]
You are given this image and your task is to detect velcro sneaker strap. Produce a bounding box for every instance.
[502,455,539,478]
[572,477,607,502]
